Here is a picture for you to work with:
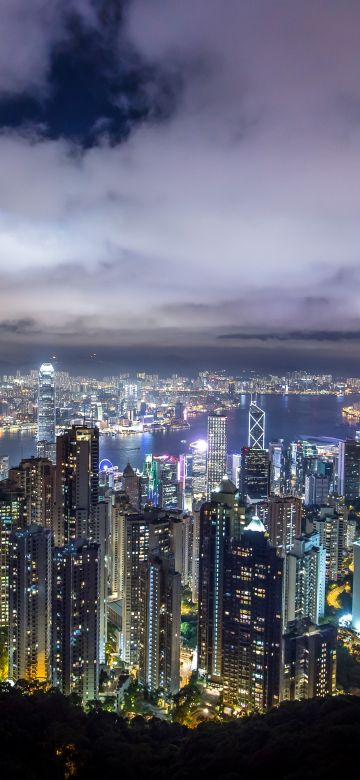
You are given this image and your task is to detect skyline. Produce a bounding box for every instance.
[1,1,360,372]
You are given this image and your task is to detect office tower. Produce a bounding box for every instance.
[338,440,360,504]
[283,532,326,627]
[227,453,241,490]
[191,504,201,603]
[189,440,208,499]
[312,506,340,583]
[304,474,330,506]
[269,440,284,494]
[290,440,318,495]
[240,447,270,504]
[352,540,360,632]
[259,496,302,557]
[9,525,52,683]
[174,400,185,420]
[248,400,265,449]
[142,455,180,510]
[0,457,9,482]
[122,514,150,666]
[37,363,56,463]
[55,425,99,546]
[206,413,227,499]
[139,552,181,695]
[122,463,141,509]
[110,492,131,599]
[281,619,337,701]
[52,540,100,703]
[179,512,193,588]
[0,480,27,627]
[9,457,55,529]
[222,511,283,713]
[197,479,242,682]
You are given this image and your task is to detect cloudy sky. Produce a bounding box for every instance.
[1,0,360,374]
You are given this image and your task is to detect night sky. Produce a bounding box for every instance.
[1,0,360,375]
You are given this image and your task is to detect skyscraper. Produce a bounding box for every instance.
[54,425,99,546]
[52,539,100,703]
[281,619,337,701]
[9,525,52,683]
[197,479,241,682]
[9,457,55,529]
[352,539,360,632]
[139,552,181,695]
[248,400,265,449]
[259,495,302,557]
[206,413,227,499]
[283,532,326,628]
[222,511,283,713]
[122,513,150,666]
[304,474,330,506]
[338,439,360,505]
[189,439,208,499]
[240,447,270,504]
[0,480,27,627]
[37,363,56,463]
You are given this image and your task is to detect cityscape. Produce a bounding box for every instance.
[2,0,360,775]
[0,362,359,724]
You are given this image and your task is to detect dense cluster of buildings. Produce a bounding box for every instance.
[1,365,360,715]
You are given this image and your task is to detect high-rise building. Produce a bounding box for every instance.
[352,539,360,632]
[304,474,330,506]
[248,400,265,449]
[52,539,100,703]
[37,363,56,463]
[222,511,283,713]
[0,480,27,627]
[9,525,52,683]
[259,496,302,557]
[312,506,340,583]
[197,479,242,682]
[54,426,99,546]
[338,440,360,504]
[9,457,55,529]
[122,513,150,666]
[240,447,270,504]
[281,619,337,701]
[139,552,181,695]
[122,463,141,509]
[189,440,208,499]
[283,532,326,628]
[206,413,227,499]
[269,440,284,495]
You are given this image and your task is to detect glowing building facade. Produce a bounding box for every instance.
[37,363,56,463]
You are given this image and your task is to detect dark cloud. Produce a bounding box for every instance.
[218,331,360,343]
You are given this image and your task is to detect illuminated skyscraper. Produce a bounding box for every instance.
[206,413,227,499]
[54,426,99,546]
[189,440,208,499]
[52,539,100,703]
[0,480,27,627]
[222,511,283,713]
[240,447,270,504]
[0,457,9,482]
[259,495,302,557]
[281,619,337,701]
[9,457,55,529]
[248,400,265,450]
[139,552,181,695]
[338,440,360,504]
[37,363,56,463]
[283,532,326,628]
[9,525,52,683]
[352,539,360,632]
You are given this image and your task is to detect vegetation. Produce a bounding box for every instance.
[337,643,360,692]
[0,686,359,778]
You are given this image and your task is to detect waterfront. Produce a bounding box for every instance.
[1,393,360,471]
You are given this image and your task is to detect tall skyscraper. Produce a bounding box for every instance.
[122,513,150,665]
[122,463,141,509]
[259,495,302,557]
[9,525,52,683]
[283,532,326,628]
[9,457,55,529]
[240,447,270,504]
[281,619,337,701]
[338,439,360,504]
[189,439,208,499]
[312,506,340,583]
[54,425,99,546]
[269,440,284,494]
[0,480,27,627]
[197,479,241,682]
[206,413,227,499]
[222,511,283,713]
[248,400,265,449]
[304,474,330,506]
[0,457,9,482]
[52,539,100,703]
[37,363,56,463]
[139,552,181,695]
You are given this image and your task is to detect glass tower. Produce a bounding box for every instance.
[37,363,56,462]
[207,413,227,499]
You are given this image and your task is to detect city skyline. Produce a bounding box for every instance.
[1,2,360,373]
